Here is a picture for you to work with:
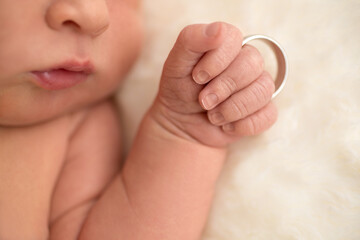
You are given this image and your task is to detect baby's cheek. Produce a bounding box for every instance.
[98,4,143,85]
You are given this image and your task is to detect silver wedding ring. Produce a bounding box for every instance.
[242,35,288,99]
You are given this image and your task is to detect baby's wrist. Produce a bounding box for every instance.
[145,101,228,152]
[121,99,228,238]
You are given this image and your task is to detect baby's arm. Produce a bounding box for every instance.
[78,114,227,240]
[78,22,276,240]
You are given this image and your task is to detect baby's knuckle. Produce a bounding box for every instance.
[229,96,249,118]
[178,24,196,45]
[213,51,229,68]
[250,82,265,103]
[244,116,257,136]
[178,27,188,43]
[260,105,277,131]
[265,105,278,125]
[213,24,243,63]
[252,77,274,102]
[243,45,264,75]
[182,24,196,34]
[261,72,276,95]
[220,75,238,96]
[225,23,244,42]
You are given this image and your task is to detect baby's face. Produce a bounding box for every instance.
[0,0,143,126]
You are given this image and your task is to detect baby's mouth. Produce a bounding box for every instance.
[30,60,94,90]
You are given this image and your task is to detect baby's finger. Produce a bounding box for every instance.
[191,23,243,84]
[222,102,278,136]
[207,71,275,126]
[199,45,264,110]
[162,22,225,80]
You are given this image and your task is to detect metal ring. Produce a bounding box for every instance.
[242,35,288,99]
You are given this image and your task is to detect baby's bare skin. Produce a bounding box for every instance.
[0,100,122,239]
[0,0,277,239]
[80,23,276,239]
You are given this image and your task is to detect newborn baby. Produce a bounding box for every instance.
[0,0,277,239]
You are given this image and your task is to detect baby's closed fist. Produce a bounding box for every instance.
[151,22,277,147]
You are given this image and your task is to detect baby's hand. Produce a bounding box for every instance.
[151,22,277,147]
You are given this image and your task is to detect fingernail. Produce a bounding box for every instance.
[223,123,235,132]
[205,22,220,37]
[209,112,225,124]
[202,93,218,110]
[194,70,210,84]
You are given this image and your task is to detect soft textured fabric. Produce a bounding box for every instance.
[117,0,360,239]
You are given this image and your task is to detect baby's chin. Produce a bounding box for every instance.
[0,105,77,127]
[0,93,105,128]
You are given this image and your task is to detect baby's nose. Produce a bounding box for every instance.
[45,0,110,37]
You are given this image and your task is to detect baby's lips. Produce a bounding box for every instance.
[31,69,90,90]
[30,58,95,90]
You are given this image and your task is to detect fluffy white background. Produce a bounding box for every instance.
[117,0,360,239]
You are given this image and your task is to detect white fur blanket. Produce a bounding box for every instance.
[117,0,360,239]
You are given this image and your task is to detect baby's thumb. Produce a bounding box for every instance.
[162,22,224,80]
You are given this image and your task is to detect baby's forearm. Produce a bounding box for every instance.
[78,107,227,240]
[121,110,227,239]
